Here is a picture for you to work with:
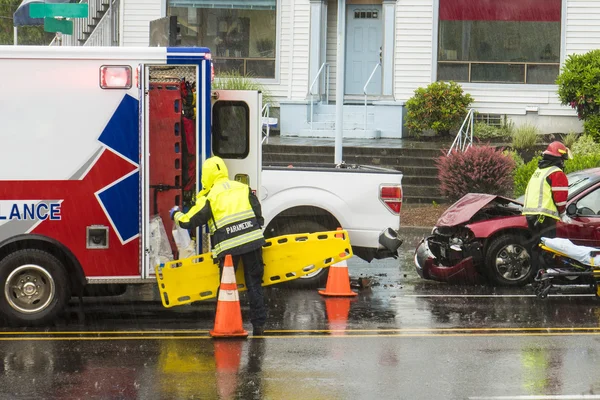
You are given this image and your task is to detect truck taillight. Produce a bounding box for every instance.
[100,66,132,89]
[379,185,402,215]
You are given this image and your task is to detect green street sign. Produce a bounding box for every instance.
[44,18,73,35]
[30,3,88,19]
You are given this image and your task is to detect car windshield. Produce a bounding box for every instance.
[567,171,600,198]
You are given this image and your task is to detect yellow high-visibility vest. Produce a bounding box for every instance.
[205,179,264,257]
[522,166,561,220]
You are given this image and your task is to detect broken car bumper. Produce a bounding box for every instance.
[414,238,481,284]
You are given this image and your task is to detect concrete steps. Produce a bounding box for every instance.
[262,142,448,204]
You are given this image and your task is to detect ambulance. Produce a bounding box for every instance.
[0,45,403,326]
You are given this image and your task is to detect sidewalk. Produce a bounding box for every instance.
[264,135,451,150]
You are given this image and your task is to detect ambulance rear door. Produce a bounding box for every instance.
[210,90,262,197]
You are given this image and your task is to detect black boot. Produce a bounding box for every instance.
[253,325,265,336]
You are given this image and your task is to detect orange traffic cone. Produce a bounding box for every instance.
[210,254,249,338]
[318,254,357,297]
[214,340,243,399]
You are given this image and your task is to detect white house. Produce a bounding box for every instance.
[58,0,594,138]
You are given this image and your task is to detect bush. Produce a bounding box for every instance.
[405,81,474,136]
[473,122,504,141]
[212,71,273,106]
[511,123,540,150]
[560,131,579,149]
[437,145,516,201]
[556,49,600,120]
[572,134,600,156]
[564,153,600,174]
[583,115,600,142]
[513,156,541,198]
[504,149,525,171]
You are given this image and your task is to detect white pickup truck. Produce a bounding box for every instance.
[261,161,403,287]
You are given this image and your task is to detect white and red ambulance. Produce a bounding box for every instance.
[0,45,403,326]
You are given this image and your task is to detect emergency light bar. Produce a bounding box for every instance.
[100,65,132,89]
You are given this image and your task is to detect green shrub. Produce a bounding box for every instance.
[511,123,540,150]
[504,149,525,172]
[583,115,600,142]
[556,49,600,121]
[405,81,474,136]
[437,145,516,201]
[560,131,579,149]
[564,153,600,174]
[474,122,504,141]
[572,134,600,156]
[513,156,541,198]
[212,71,273,106]
[501,115,515,136]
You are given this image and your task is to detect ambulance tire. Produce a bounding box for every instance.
[276,220,330,289]
[0,249,70,326]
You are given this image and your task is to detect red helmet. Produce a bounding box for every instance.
[543,141,572,160]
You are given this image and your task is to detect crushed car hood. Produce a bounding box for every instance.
[436,193,522,227]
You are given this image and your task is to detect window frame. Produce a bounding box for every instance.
[164,0,281,84]
[212,100,251,160]
[432,0,567,87]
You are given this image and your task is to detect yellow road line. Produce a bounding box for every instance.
[1,332,600,341]
[1,327,600,336]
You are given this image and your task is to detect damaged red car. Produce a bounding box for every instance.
[414,167,600,286]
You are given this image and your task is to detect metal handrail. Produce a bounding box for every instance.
[309,62,329,130]
[448,108,475,156]
[261,102,270,145]
[363,62,381,131]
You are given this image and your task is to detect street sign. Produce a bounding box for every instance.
[44,17,73,35]
[29,3,88,18]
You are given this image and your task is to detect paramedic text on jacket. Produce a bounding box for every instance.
[0,203,61,221]
[170,156,267,335]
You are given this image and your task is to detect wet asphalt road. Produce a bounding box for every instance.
[3,232,600,399]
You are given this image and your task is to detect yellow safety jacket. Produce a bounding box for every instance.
[174,156,265,258]
[522,166,561,220]
[205,178,265,257]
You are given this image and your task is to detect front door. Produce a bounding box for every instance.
[344,4,383,96]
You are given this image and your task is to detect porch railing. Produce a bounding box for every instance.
[49,0,118,46]
[448,108,475,155]
[363,62,381,131]
[308,62,330,130]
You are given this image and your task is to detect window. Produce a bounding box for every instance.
[437,0,562,84]
[212,101,249,159]
[168,1,277,79]
[576,188,600,216]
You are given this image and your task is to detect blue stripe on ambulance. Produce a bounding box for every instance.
[97,94,141,243]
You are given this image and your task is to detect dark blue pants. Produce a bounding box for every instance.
[219,248,267,328]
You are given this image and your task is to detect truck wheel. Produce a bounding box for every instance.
[484,234,533,287]
[276,220,330,289]
[0,249,70,326]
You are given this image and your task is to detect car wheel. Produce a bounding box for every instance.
[274,220,330,289]
[484,234,533,287]
[0,249,71,326]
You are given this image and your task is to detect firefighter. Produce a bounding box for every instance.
[522,141,572,271]
[169,156,267,336]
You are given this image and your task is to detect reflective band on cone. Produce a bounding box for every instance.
[210,254,249,338]
[318,254,357,297]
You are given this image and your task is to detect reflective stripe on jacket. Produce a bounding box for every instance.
[522,166,561,220]
[206,179,265,258]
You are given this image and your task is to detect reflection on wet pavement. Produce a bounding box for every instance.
[2,233,600,398]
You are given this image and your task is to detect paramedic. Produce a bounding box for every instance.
[522,141,572,271]
[169,156,267,336]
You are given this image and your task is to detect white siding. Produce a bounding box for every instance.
[565,1,600,54]
[394,0,434,101]
[288,0,310,100]
[391,0,585,118]
[326,0,338,99]
[122,0,162,47]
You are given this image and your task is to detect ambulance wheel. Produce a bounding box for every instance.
[276,220,330,289]
[0,249,70,326]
